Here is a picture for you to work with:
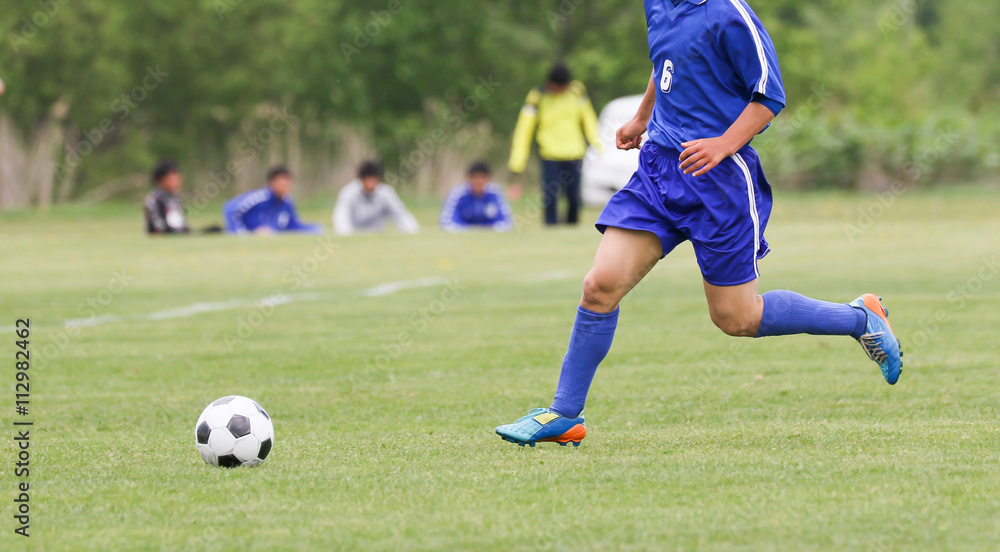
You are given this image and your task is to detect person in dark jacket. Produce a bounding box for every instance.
[144,159,190,235]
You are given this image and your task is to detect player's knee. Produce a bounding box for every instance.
[709,309,757,337]
[581,272,620,312]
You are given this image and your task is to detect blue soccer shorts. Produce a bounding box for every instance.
[596,141,773,287]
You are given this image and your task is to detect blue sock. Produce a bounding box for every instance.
[756,290,867,339]
[550,306,619,419]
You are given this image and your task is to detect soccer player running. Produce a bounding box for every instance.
[496,0,903,447]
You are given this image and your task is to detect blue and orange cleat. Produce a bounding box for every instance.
[850,294,903,385]
[496,408,586,447]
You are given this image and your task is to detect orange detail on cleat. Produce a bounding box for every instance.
[860,293,893,331]
[541,423,587,444]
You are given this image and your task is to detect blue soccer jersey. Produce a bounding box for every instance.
[644,0,785,151]
[440,183,513,232]
[222,187,323,234]
[595,0,786,286]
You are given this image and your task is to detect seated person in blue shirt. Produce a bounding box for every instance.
[440,162,513,232]
[223,166,323,235]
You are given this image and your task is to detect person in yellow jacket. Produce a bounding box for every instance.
[508,63,602,226]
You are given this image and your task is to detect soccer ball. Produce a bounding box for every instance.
[195,396,274,468]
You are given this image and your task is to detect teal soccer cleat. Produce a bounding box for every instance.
[496,408,587,447]
[850,294,903,385]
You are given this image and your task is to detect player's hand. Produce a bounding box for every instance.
[679,137,736,177]
[506,177,523,202]
[616,118,647,150]
[254,226,274,236]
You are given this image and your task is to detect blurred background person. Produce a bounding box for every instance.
[333,160,419,235]
[144,159,190,235]
[0,76,5,96]
[508,62,602,226]
[223,166,323,235]
[440,162,513,232]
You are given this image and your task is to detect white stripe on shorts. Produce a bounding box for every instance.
[732,153,760,278]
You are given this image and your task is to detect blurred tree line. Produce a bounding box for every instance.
[0,0,997,208]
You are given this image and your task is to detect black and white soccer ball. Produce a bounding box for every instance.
[195,396,274,468]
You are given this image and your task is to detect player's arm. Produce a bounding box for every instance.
[332,185,356,235]
[679,102,775,177]
[224,192,264,234]
[439,189,468,233]
[507,90,540,175]
[491,189,514,232]
[283,202,323,234]
[681,8,786,177]
[573,82,603,154]
[144,194,168,234]
[223,203,248,234]
[384,187,420,234]
[616,69,657,150]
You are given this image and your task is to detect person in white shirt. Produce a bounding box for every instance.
[333,161,419,235]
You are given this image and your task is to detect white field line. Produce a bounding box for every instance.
[358,276,450,297]
[7,272,571,331]
[21,278,445,330]
[143,299,250,321]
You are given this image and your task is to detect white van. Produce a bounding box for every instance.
[581,95,646,206]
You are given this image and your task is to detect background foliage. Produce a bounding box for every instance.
[0,0,998,206]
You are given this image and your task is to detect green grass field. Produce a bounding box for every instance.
[2,188,999,551]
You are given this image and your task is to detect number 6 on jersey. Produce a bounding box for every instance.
[660,59,674,93]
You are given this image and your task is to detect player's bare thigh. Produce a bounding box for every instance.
[580,227,662,313]
[703,279,765,337]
